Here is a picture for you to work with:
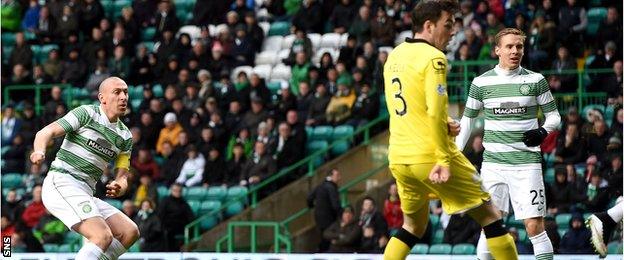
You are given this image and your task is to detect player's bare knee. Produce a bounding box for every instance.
[524,218,544,236]
[127,224,140,243]
[91,231,113,250]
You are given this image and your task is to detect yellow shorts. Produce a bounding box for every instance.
[389,155,490,216]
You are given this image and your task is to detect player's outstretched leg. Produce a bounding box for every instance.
[467,202,518,260]
[525,217,553,260]
[74,217,113,260]
[383,205,429,260]
[587,201,623,258]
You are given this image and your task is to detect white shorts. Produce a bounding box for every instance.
[481,167,546,220]
[42,171,122,230]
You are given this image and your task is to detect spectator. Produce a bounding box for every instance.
[585,172,610,212]
[9,32,33,70]
[290,52,311,95]
[32,6,55,44]
[372,51,388,91]
[158,183,194,251]
[119,7,140,45]
[555,123,586,165]
[443,212,481,245]
[559,213,593,254]
[242,141,276,187]
[31,65,50,85]
[132,0,157,27]
[131,147,161,181]
[383,183,402,235]
[549,46,577,93]
[79,0,104,37]
[1,105,22,147]
[10,63,32,86]
[528,15,557,70]
[32,210,66,244]
[133,175,158,208]
[241,97,269,137]
[159,141,184,187]
[603,154,623,198]
[330,0,356,34]
[269,122,303,170]
[360,224,385,253]
[596,7,622,50]
[604,60,623,104]
[349,6,372,46]
[1,189,25,225]
[154,1,180,37]
[202,147,226,187]
[306,83,331,126]
[55,5,79,40]
[323,205,361,253]
[557,0,586,57]
[21,185,45,228]
[239,73,272,111]
[231,26,254,66]
[326,81,356,125]
[122,200,137,220]
[134,199,165,252]
[339,36,358,70]
[307,169,342,252]
[347,82,379,128]
[546,166,572,215]
[296,82,314,121]
[292,0,323,33]
[175,145,206,187]
[85,62,111,97]
[275,85,297,121]
[2,134,27,173]
[370,8,395,47]
[225,142,248,186]
[585,120,610,163]
[156,112,184,155]
[42,49,62,82]
[42,86,66,123]
[19,103,40,144]
[461,28,482,60]
[60,48,87,86]
[359,197,388,238]
[136,112,159,150]
[108,46,131,79]
[21,0,40,32]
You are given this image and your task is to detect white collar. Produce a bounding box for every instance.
[494,65,522,76]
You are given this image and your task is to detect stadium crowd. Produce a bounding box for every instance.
[0,0,622,254]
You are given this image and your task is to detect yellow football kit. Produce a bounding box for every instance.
[384,38,490,216]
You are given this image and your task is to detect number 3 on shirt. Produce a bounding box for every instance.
[392,77,407,116]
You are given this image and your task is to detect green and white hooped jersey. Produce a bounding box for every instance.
[463,66,558,169]
[50,104,132,191]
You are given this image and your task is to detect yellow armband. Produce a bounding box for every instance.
[115,153,130,170]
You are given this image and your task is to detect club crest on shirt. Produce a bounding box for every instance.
[520,84,531,95]
[436,84,446,95]
[78,201,92,214]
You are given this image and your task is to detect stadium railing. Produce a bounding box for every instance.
[212,162,389,253]
[184,115,390,244]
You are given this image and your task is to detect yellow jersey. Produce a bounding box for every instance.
[384,38,460,166]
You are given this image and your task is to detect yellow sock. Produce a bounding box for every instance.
[486,234,518,260]
[383,237,411,260]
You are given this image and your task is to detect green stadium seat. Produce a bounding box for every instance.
[305,126,313,139]
[139,41,155,52]
[206,186,227,201]
[2,45,14,63]
[558,228,567,238]
[128,241,141,252]
[63,232,81,245]
[37,44,59,62]
[312,126,333,141]
[517,228,528,243]
[452,243,476,255]
[200,215,219,230]
[267,81,282,94]
[2,173,23,189]
[330,140,350,156]
[2,32,16,46]
[58,244,73,252]
[152,84,164,98]
[226,186,248,203]
[105,199,123,210]
[186,186,207,201]
[131,99,141,110]
[582,104,605,120]
[429,214,440,230]
[43,243,59,252]
[24,31,36,41]
[4,188,26,198]
[188,200,201,215]
[556,214,572,228]
[157,186,169,200]
[142,27,156,41]
[332,125,354,141]
[506,215,524,229]
[583,213,592,220]
[608,242,623,254]
[587,7,607,36]
[307,140,329,153]
[112,0,131,18]
[410,243,429,254]
[225,201,244,217]
[429,243,452,254]
[431,229,444,244]
[199,200,222,215]
[544,167,555,184]
[268,21,291,36]
[605,105,616,126]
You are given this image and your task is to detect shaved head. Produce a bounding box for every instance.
[98,77,129,122]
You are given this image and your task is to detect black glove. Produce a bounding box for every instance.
[522,127,548,147]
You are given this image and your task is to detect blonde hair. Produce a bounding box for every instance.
[494,28,526,46]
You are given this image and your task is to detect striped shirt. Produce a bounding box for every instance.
[50,105,132,191]
[460,66,559,169]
